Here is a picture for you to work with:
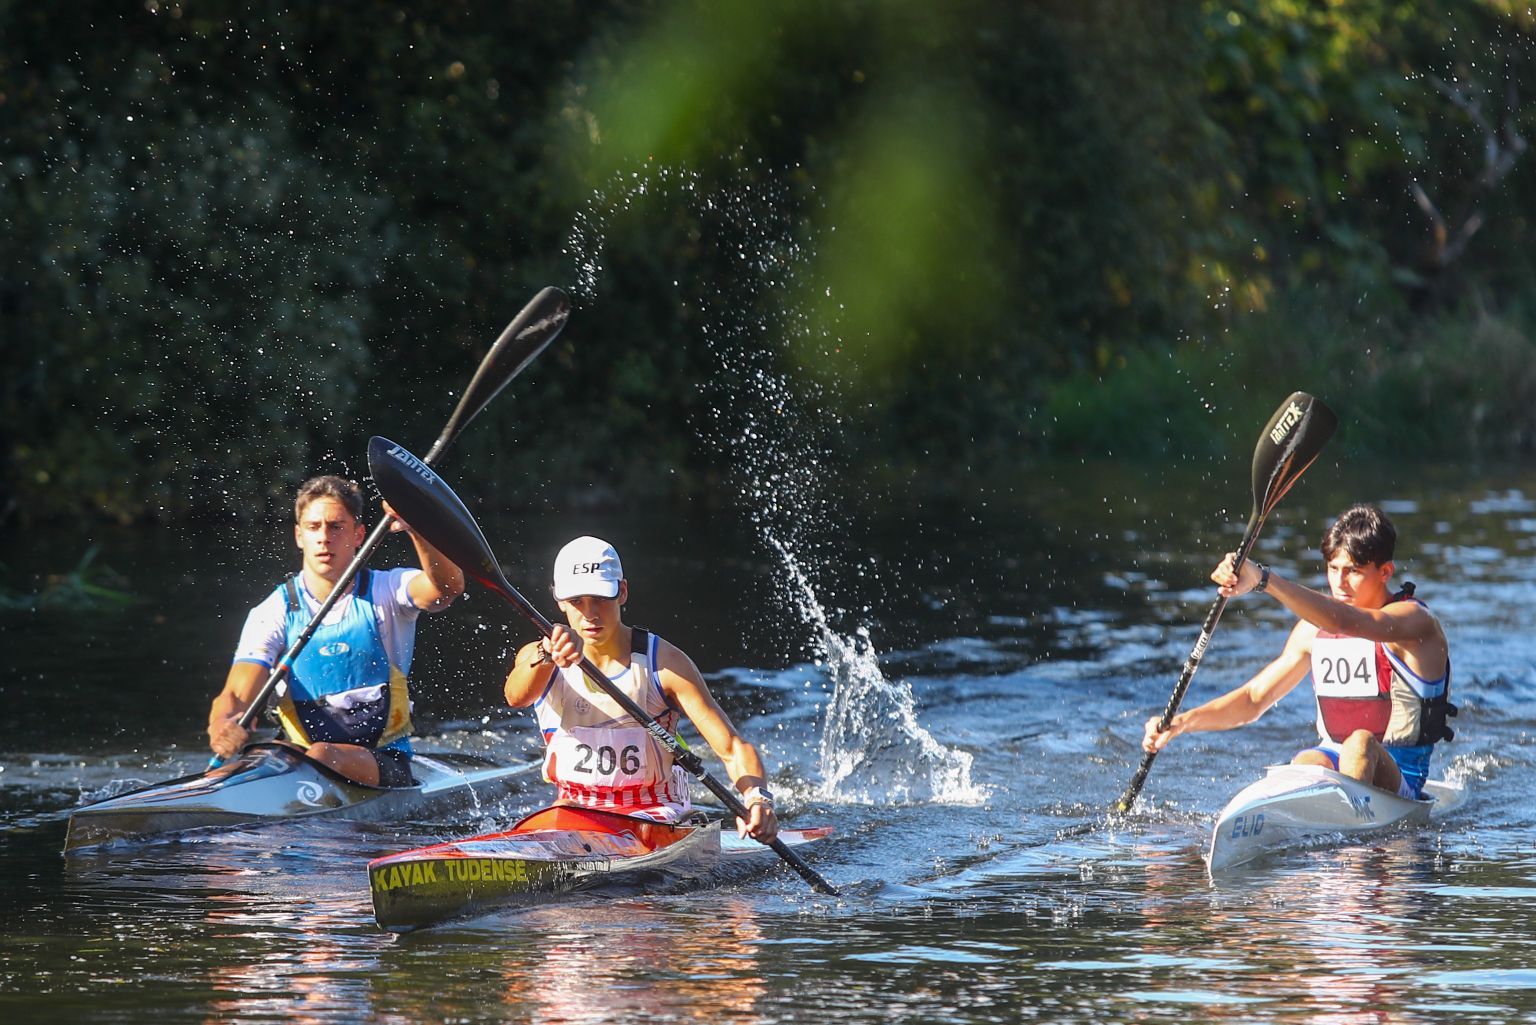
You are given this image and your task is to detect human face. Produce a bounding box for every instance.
[556,581,629,646]
[1325,551,1392,607]
[294,497,365,581]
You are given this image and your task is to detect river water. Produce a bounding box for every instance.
[3,456,1535,1024]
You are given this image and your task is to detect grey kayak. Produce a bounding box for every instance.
[64,742,534,853]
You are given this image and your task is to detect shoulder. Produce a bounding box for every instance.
[233,586,291,663]
[1385,599,1434,623]
[1386,594,1437,617]
[243,584,292,626]
[650,634,690,668]
[652,635,707,688]
[375,567,427,611]
[1384,594,1447,646]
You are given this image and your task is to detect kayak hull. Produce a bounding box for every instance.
[64,742,530,853]
[1207,763,1464,873]
[369,804,832,931]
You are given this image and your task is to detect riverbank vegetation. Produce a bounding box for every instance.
[3,1,1533,525]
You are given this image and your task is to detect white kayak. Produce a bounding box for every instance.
[1207,763,1466,873]
[65,743,536,852]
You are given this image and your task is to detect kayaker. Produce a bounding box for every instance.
[206,475,464,786]
[503,536,780,841]
[1142,503,1455,799]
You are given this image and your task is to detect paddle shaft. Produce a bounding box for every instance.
[1115,510,1263,814]
[227,292,569,737]
[492,578,840,896]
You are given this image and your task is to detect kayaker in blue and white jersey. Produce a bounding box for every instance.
[1143,503,1456,799]
[502,536,780,842]
[207,475,464,787]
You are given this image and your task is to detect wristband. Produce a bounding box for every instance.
[1254,563,1270,593]
[531,642,555,667]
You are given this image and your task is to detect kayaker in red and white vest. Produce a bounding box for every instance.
[503,536,780,841]
[1143,503,1455,799]
[206,475,464,787]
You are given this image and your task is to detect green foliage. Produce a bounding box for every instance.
[1044,294,1536,459]
[2,0,1535,527]
[1042,346,1235,460]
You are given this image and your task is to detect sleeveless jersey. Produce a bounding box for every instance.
[533,628,687,810]
[273,569,415,754]
[1311,589,1455,748]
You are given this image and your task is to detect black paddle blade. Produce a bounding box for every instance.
[441,286,571,443]
[1251,392,1338,517]
[367,436,510,593]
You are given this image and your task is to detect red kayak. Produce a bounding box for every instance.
[369,804,832,931]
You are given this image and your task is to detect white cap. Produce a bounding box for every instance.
[551,536,624,600]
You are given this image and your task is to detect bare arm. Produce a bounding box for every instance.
[504,635,560,708]
[207,661,268,758]
[1143,620,1314,753]
[1217,556,1440,646]
[657,641,779,841]
[384,501,465,611]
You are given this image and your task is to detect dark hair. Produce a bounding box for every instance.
[1320,503,1396,565]
[294,475,364,523]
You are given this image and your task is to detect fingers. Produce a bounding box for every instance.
[547,626,582,668]
[208,718,249,759]
[381,501,412,534]
[1210,552,1259,597]
[1142,715,1175,754]
[736,804,779,842]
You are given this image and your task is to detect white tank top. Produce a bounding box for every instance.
[533,628,687,809]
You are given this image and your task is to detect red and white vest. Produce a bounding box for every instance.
[1311,590,1455,747]
[533,628,688,810]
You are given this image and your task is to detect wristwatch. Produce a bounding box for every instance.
[742,786,775,808]
[1254,563,1271,593]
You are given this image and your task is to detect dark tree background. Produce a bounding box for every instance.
[3,0,1533,525]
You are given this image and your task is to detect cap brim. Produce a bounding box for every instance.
[552,580,621,601]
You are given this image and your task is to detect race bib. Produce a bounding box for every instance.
[546,725,659,788]
[1312,635,1386,697]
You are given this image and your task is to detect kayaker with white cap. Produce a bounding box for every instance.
[503,535,780,841]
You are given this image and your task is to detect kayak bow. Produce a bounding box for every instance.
[1207,763,1465,873]
[369,805,833,931]
[65,742,532,853]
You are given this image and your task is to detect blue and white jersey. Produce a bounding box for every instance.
[233,567,426,676]
[233,567,429,752]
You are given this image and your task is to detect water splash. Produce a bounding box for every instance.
[763,533,986,805]
[563,163,983,805]
[562,166,703,302]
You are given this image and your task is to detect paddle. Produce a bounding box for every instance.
[367,435,841,897]
[1113,391,1338,815]
[215,287,572,762]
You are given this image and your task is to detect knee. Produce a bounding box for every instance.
[1343,729,1378,751]
[1341,730,1382,761]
